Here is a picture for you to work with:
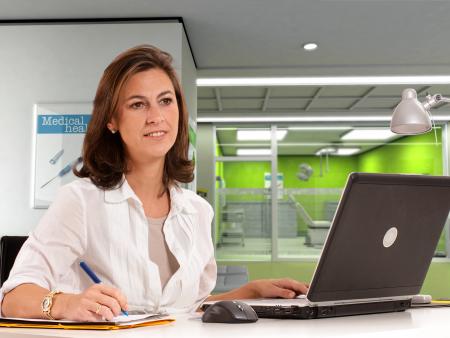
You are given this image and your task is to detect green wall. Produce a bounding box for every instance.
[358,130,442,175]
[223,162,271,188]
[223,157,357,221]
[223,156,357,189]
[279,156,357,189]
[279,156,357,225]
[215,139,224,244]
[222,131,442,189]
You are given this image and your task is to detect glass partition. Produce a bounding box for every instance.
[213,123,447,261]
[276,124,445,259]
[214,126,273,261]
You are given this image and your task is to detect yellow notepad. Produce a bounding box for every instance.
[0,313,174,330]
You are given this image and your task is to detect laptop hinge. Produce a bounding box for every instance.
[308,295,413,307]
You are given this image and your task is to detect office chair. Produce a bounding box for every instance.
[213,265,249,293]
[218,209,245,247]
[0,236,28,287]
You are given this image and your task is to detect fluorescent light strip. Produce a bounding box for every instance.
[215,127,238,131]
[315,146,360,156]
[237,129,287,141]
[237,148,272,156]
[315,147,337,156]
[288,126,350,131]
[197,75,450,87]
[341,129,396,141]
[198,116,450,123]
[336,148,360,156]
[199,116,391,123]
[220,142,388,146]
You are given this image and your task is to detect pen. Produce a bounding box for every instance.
[79,261,128,316]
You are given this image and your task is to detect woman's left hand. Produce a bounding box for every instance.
[241,278,309,299]
[205,278,309,303]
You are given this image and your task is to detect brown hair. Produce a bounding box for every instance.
[74,45,194,190]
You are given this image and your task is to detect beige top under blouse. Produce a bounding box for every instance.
[148,216,180,288]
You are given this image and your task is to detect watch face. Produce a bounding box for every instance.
[42,297,51,310]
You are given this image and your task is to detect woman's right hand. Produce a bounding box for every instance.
[53,284,128,321]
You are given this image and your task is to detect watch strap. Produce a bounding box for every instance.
[42,290,61,320]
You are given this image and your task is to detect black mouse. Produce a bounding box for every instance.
[202,300,258,323]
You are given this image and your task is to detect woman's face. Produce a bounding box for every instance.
[110,68,179,165]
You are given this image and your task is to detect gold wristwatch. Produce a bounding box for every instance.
[41,290,61,320]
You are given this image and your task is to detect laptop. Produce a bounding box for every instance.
[203,173,450,319]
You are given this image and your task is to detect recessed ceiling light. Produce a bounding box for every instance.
[237,148,271,156]
[335,148,360,156]
[341,129,397,141]
[303,42,318,51]
[237,129,287,141]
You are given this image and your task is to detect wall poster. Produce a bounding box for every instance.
[33,103,92,208]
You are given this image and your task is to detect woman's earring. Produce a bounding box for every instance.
[110,129,117,134]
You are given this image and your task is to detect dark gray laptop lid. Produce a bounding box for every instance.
[307,173,450,303]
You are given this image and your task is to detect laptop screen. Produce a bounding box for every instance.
[307,173,450,303]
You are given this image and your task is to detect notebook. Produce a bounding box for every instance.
[0,313,174,330]
[203,173,450,319]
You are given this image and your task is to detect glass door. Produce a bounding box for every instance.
[214,125,274,261]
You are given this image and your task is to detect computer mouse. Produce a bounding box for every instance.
[202,300,258,323]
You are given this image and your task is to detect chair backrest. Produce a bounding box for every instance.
[0,236,28,287]
[213,265,249,293]
[288,194,314,227]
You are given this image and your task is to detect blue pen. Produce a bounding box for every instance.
[79,261,128,316]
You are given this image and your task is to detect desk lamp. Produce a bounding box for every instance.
[390,88,450,134]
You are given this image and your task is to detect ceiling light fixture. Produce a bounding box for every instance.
[335,148,360,156]
[288,126,350,131]
[237,129,287,141]
[303,42,318,51]
[315,147,337,156]
[215,127,238,131]
[196,75,450,87]
[198,116,392,123]
[390,88,450,134]
[237,148,272,156]
[341,129,396,141]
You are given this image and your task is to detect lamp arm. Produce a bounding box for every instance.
[423,94,450,110]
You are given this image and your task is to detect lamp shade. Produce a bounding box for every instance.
[390,88,432,134]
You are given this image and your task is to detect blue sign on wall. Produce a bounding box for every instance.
[37,114,91,134]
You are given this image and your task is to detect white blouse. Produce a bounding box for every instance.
[0,178,217,314]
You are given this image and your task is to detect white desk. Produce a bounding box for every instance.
[1,307,449,338]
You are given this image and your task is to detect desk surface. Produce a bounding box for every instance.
[1,307,449,338]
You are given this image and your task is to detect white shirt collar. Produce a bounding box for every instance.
[104,178,197,215]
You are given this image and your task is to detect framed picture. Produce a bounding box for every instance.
[33,102,92,208]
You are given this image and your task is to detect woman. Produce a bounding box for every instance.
[1,45,308,321]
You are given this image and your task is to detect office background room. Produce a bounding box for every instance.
[198,126,449,297]
[2,1,450,299]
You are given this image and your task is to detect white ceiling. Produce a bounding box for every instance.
[198,84,450,119]
[1,0,450,75]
